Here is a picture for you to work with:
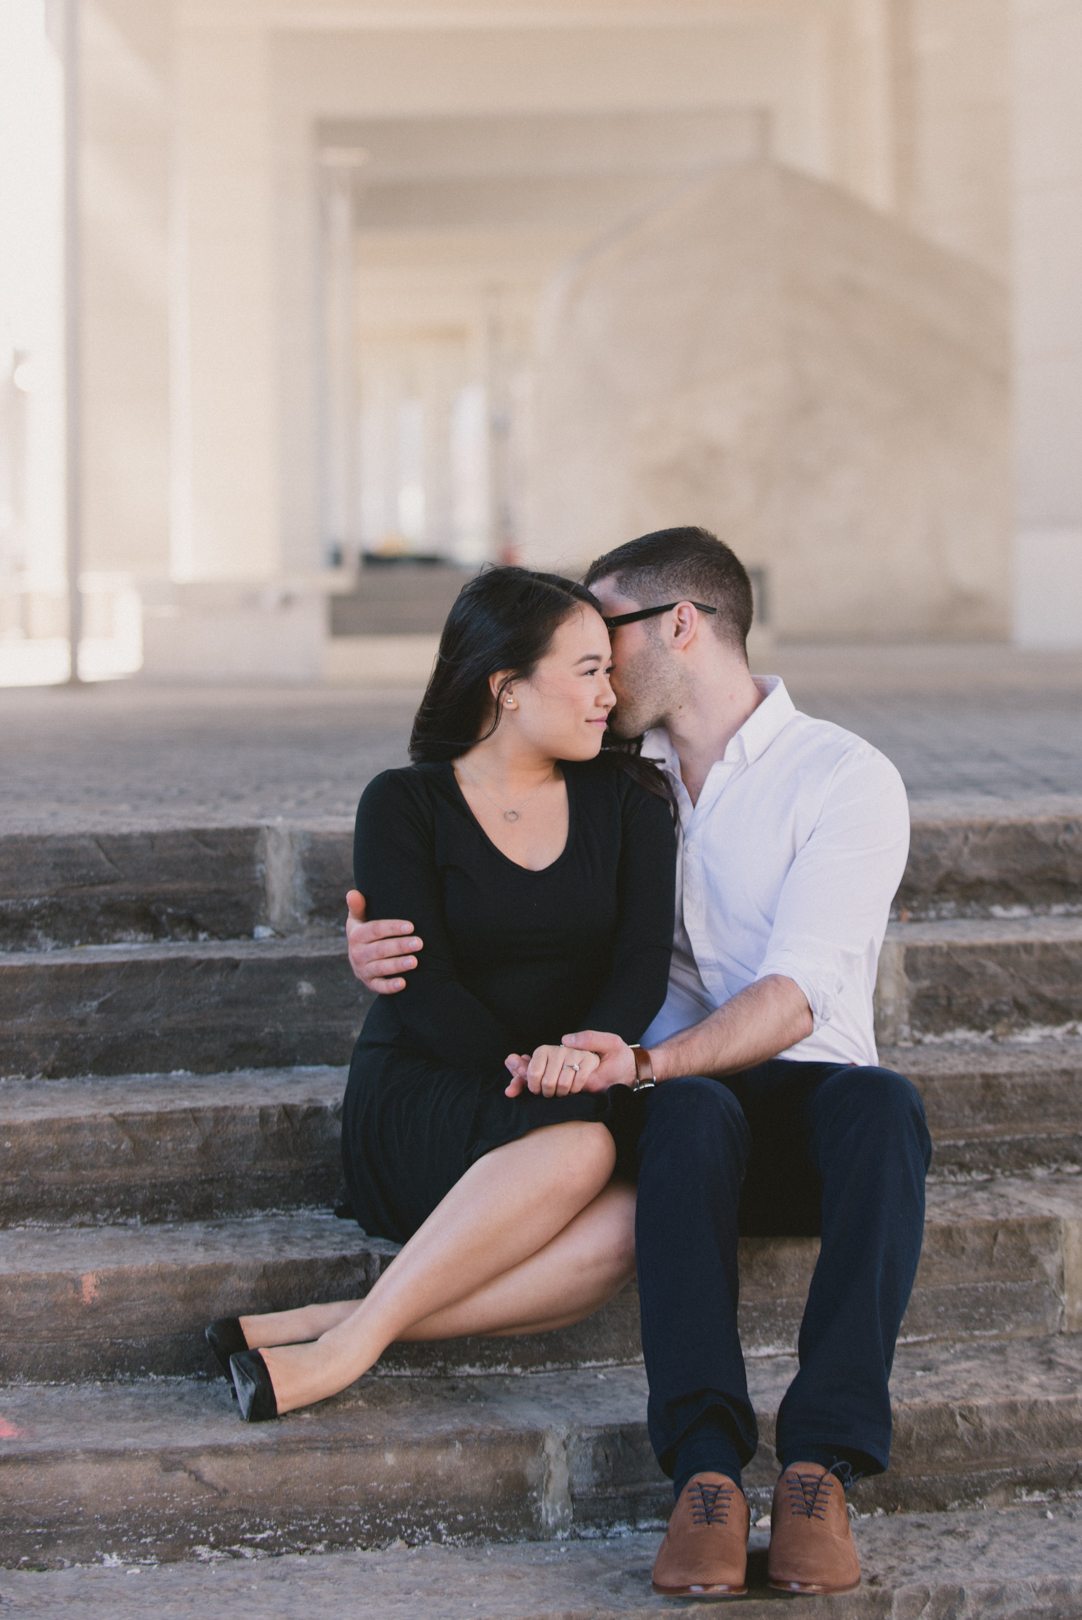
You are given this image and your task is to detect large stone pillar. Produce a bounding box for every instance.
[170,14,278,582]
[1012,0,1082,646]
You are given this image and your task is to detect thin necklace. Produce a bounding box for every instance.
[456,760,556,823]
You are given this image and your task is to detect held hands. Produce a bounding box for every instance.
[503,1044,601,1098]
[503,1030,638,1097]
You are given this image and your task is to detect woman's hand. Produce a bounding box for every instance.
[503,1044,600,1098]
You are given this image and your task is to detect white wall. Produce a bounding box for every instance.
[1012,0,1082,647]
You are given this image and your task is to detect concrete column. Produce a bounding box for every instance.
[170,15,278,582]
[1012,0,1082,646]
[319,153,361,570]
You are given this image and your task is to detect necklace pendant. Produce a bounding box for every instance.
[503,809,520,822]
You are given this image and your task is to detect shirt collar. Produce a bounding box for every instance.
[642,676,796,777]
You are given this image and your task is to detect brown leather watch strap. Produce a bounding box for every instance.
[629,1044,656,1090]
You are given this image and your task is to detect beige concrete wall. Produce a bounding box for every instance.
[527,161,1010,642]
[1012,0,1082,647]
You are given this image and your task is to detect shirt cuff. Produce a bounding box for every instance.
[755,950,845,1028]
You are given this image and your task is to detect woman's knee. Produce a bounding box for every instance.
[557,1120,617,1187]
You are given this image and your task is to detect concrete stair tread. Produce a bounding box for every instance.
[3,1506,1081,1614]
[886,916,1082,944]
[0,1208,399,1272]
[0,1065,348,1120]
[923,1167,1082,1220]
[2,1333,1081,1467]
[5,1167,1080,1269]
[1,1336,1081,1563]
[0,935,346,967]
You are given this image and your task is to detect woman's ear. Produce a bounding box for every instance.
[489,670,515,708]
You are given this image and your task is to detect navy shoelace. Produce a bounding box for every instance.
[689,1480,736,1526]
[785,1470,837,1521]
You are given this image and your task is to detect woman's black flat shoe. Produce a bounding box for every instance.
[230,1350,278,1423]
[205,1317,248,1394]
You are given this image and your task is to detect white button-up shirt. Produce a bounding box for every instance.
[640,677,909,1068]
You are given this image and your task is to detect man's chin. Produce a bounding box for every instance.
[607,708,654,742]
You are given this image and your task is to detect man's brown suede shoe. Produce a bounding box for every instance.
[651,1472,749,1596]
[767,1462,861,1594]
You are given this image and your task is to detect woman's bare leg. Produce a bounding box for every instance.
[238,1179,635,1350]
[401,1179,636,1340]
[259,1121,615,1414]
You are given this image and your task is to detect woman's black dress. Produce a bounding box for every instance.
[341,755,676,1242]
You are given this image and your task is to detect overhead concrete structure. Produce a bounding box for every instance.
[527,160,1010,642]
[4,0,1079,675]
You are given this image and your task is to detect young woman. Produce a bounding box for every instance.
[206,568,676,1421]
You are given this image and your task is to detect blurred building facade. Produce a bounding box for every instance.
[1,0,1079,679]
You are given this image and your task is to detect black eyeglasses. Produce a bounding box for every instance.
[602,601,719,629]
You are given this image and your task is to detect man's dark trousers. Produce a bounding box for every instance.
[630,1061,932,1490]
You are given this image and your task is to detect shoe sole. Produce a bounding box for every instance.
[768,1578,861,1595]
[652,1582,747,1597]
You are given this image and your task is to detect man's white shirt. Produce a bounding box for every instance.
[640,677,910,1068]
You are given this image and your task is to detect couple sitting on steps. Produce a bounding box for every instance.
[205,526,930,1598]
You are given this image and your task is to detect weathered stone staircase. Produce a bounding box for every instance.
[1,805,1080,1574]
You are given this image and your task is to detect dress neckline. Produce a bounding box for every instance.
[444,758,576,875]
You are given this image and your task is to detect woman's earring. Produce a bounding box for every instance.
[505,697,515,707]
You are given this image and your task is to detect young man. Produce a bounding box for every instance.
[347,528,931,1597]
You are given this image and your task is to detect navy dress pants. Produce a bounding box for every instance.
[630,1061,932,1491]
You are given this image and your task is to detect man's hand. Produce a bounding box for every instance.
[560,1030,638,1090]
[503,1044,601,1098]
[346,890,423,994]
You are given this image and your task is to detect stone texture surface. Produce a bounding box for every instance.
[0,1068,348,1225]
[3,806,1079,953]
[2,1507,1081,1618]
[2,1174,1079,1380]
[875,917,1082,1042]
[0,1337,1080,1565]
[0,829,267,951]
[892,1037,1082,1177]
[895,810,1082,919]
[0,939,371,1079]
[0,1212,643,1383]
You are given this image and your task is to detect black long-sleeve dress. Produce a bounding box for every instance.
[341,755,677,1242]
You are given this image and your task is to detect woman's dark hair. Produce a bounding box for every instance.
[409,565,674,810]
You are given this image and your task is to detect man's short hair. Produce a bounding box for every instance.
[584,527,754,656]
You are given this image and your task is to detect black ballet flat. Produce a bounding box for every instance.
[230,1349,279,1423]
[205,1317,248,1395]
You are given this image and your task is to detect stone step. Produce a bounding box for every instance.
[4,1506,1080,1615]
[894,1037,1082,1177]
[893,800,1082,921]
[2,805,1078,956]
[0,822,354,951]
[0,1067,348,1224]
[4,1175,1079,1382]
[1,1334,1080,1565]
[7,920,1082,1082]
[875,916,1082,1043]
[4,1045,1080,1230]
[0,938,370,1079]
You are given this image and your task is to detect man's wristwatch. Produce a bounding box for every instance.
[628,1044,656,1091]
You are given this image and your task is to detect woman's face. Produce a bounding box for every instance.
[504,607,616,760]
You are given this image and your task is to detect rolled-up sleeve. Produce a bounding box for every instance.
[755,750,910,1029]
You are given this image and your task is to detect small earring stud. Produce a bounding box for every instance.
[506,697,514,706]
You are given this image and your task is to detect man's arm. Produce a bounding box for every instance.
[346,890,422,995]
[560,974,813,1091]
